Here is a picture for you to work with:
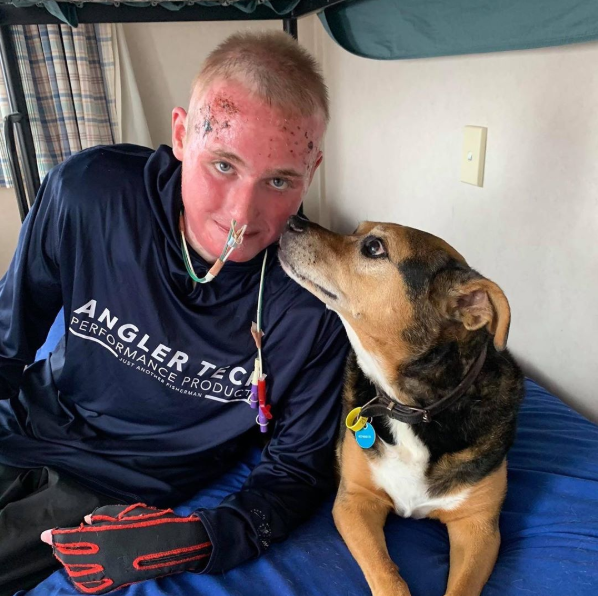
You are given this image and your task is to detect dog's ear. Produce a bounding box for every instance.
[435,273,511,351]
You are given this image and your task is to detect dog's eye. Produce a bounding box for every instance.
[362,237,387,258]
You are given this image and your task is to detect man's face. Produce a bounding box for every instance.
[172,79,325,262]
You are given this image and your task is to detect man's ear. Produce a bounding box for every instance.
[441,276,511,351]
[172,107,188,161]
[308,150,323,186]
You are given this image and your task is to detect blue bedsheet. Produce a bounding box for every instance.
[21,315,598,595]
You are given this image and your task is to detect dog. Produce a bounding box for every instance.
[278,215,524,596]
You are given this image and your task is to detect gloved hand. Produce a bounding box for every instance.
[41,503,212,594]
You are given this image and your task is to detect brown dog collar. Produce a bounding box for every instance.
[360,343,488,425]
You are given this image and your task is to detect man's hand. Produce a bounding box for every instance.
[40,504,211,594]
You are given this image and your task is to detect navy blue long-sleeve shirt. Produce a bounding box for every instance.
[0,144,348,573]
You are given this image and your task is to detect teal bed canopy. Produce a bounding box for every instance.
[320,0,598,60]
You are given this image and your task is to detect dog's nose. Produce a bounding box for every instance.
[287,215,309,233]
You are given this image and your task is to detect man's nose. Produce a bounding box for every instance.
[227,181,260,224]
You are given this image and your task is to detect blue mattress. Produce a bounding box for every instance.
[19,314,598,596]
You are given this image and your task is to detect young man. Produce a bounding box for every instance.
[0,31,348,594]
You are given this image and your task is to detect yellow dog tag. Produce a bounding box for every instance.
[345,407,367,432]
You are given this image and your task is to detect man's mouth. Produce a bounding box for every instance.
[214,220,257,238]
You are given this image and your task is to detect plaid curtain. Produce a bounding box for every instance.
[0,23,118,187]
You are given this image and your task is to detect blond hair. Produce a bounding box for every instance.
[190,30,329,124]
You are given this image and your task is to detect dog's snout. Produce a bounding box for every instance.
[287,215,309,233]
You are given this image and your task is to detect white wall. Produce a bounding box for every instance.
[0,187,21,275]
[317,34,598,421]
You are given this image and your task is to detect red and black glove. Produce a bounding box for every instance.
[48,504,212,594]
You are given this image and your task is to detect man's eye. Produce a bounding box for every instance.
[362,237,387,258]
[270,178,289,190]
[215,161,233,174]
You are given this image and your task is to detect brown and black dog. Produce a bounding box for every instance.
[279,216,524,596]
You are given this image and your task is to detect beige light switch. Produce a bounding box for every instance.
[461,126,487,187]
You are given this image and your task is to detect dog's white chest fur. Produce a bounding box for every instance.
[368,419,470,519]
[339,316,471,518]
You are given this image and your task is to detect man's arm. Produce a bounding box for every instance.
[0,170,64,399]
[45,300,348,594]
[198,308,348,572]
